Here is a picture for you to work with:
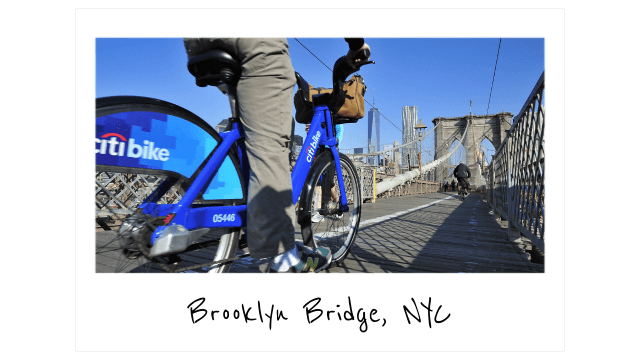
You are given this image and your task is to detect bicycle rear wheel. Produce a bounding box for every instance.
[300,152,361,266]
[95,96,246,273]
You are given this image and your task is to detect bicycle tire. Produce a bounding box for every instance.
[299,152,361,266]
[95,96,245,273]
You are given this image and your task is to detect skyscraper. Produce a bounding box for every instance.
[402,106,419,169]
[368,101,381,165]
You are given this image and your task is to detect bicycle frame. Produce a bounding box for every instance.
[139,101,349,252]
[290,105,348,212]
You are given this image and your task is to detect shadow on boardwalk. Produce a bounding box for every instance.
[330,192,543,273]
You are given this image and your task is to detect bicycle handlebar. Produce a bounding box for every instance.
[295,49,374,106]
[331,49,375,94]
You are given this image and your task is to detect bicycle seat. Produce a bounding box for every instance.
[187,49,241,87]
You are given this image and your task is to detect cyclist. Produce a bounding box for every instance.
[453,161,471,196]
[183,38,370,272]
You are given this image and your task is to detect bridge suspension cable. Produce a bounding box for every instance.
[486,38,502,115]
[376,120,471,195]
[347,122,440,159]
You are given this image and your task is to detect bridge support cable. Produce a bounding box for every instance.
[375,121,470,195]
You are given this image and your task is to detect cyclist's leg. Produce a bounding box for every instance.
[312,161,338,223]
[321,161,337,203]
[311,186,323,222]
[233,38,298,260]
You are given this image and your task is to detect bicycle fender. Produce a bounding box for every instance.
[96,96,244,201]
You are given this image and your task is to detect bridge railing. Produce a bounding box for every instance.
[357,166,376,201]
[487,71,545,253]
[95,171,185,229]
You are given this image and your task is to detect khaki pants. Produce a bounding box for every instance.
[184,38,297,259]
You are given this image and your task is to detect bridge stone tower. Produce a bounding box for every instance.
[432,112,513,187]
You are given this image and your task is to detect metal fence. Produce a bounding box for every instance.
[487,71,545,253]
[95,171,183,220]
[357,166,376,201]
[96,167,379,222]
[376,174,440,199]
[96,164,432,227]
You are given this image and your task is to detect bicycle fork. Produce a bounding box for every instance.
[291,105,349,212]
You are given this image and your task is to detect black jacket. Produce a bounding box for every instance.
[453,163,470,178]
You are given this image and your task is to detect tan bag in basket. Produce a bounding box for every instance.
[294,74,367,124]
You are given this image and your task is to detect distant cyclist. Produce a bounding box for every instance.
[453,161,471,196]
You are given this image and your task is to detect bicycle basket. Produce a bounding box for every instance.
[294,74,367,125]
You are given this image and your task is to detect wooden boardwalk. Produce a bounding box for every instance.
[95,191,543,273]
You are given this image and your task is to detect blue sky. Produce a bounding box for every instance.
[91,9,564,165]
[96,37,544,161]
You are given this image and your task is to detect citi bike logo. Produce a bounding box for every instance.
[95,133,170,161]
[306,131,321,163]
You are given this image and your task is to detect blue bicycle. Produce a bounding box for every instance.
[96,49,373,272]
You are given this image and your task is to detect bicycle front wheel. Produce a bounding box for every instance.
[300,152,361,266]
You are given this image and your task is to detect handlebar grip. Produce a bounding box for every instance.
[354,48,370,61]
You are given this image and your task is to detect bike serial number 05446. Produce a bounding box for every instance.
[213,214,236,223]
